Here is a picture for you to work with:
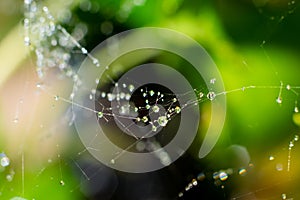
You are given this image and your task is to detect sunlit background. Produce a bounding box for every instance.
[1,0,300,199]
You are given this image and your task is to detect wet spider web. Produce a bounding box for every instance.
[1,0,300,199]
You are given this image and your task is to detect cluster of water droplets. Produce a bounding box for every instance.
[23,0,99,97]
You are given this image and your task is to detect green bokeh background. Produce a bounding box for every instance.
[1,0,300,199]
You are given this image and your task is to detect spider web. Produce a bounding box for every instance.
[1,0,300,199]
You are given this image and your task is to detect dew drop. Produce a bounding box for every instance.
[93,59,100,67]
[24,36,30,46]
[128,84,135,92]
[149,90,155,96]
[107,93,115,101]
[110,159,115,164]
[178,192,183,197]
[276,97,282,104]
[207,91,216,101]
[192,179,198,186]
[101,92,106,98]
[81,48,88,54]
[134,107,139,112]
[158,116,168,127]
[286,84,291,90]
[6,174,13,182]
[69,93,75,100]
[210,78,216,84]
[238,168,247,176]
[60,180,65,186]
[0,153,10,167]
[197,173,205,181]
[24,0,32,5]
[294,135,299,141]
[282,193,287,199]
[152,125,157,132]
[199,92,204,98]
[294,106,299,113]
[219,172,228,181]
[269,156,275,161]
[54,95,59,101]
[276,163,283,171]
[125,93,131,100]
[213,172,219,180]
[152,105,160,113]
[174,106,181,114]
[98,112,103,118]
[142,116,148,123]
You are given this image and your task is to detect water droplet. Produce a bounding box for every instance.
[152,105,160,113]
[178,192,183,197]
[24,36,30,46]
[128,84,135,92]
[134,107,139,112]
[295,106,299,113]
[6,174,13,182]
[210,78,216,84]
[142,116,148,123]
[24,0,32,5]
[174,106,181,114]
[125,93,131,100]
[149,90,155,96]
[192,179,197,186]
[286,85,291,90]
[199,92,204,98]
[93,59,100,67]
[158,116,168,127]
[294,135,299,141]
[101,92,106,98]
[152,125,157,132]
[81,48,88,54]
[276,163,283,171]
[213,172,219,180]
[110,159,115,164]
[282,193,287,199]
[107,93,115,101]
[172,98,177,102]
[143,93,147,97]
[207,92,216,101]
[145,104,150,110]
[98,112,103,118]
[219,172,228,181]
[54,95,59,101]
[69,93,75,100]
[0,153,10,167]
[269,156,275,161]
[238,168,247,176]
[60,180,65,186]
[276,97,282,104]
[197,173,205,181]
